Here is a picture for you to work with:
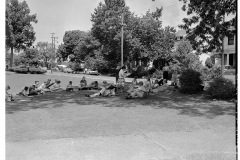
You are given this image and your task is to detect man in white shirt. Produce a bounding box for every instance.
[117,66,126,92]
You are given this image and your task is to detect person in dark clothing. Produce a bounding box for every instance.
[162,63,169,81]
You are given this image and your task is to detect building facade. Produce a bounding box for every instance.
[223,33,236,69]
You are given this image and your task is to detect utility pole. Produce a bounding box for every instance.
[221,14,225,77]
[121,13,124,67]
[51,33,54,51]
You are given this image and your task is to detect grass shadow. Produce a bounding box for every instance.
[6,88,236,119]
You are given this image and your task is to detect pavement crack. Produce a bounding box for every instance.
[141,133,171,153]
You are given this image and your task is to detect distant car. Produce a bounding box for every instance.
[63,68,73,73]
[85,69,99,75]
[29,67,47,74]
[14,65,29,74]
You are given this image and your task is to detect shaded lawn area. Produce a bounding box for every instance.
[6,88,236,119]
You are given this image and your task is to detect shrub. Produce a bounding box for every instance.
[179,69,203,94]
[210,65,221,79]
[200,66,212,81]
[207,77,236,99]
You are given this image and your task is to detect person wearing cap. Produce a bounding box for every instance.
[6,85,14,101]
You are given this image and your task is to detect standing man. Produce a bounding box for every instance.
[115,66,120,84]
[118,66,126,92]
[162,63,169,82]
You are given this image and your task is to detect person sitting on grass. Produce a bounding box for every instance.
[152,79,169,93]
[50,80,63,92]
[86,81,100,90]
[85,81,116,97]
[28,84,39,96]
[6,85,14,101]
[38,81,50,94]
[79,76,88,90]
[45,79,54,88]
[127,76,138,94]
[152,80,160,89]
[144,77,152,93]
[17,86,29,96]
[126,81,147,99]
[66,81,74,91]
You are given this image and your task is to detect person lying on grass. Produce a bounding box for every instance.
[50,80,63,92]
[127,76,138,94]
[6,85,14,101]
[152,79,169,93]
[85,81,116,97]
[17,86,34,100]
[126,81,147,99]
[66,81,74,91]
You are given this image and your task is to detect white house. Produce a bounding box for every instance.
[222,31,236,68]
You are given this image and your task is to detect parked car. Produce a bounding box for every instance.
[29,67,47,74]
[63,67,73,73]
[57,65,67,72]
[14,65,29,74]
[85,69,99,75]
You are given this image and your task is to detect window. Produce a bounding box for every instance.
[228,35,234,45]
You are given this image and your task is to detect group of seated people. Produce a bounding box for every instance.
[6,76,174,101]
[125,77,170,99]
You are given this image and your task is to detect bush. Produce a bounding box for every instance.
[200,66,212,81]
[207,77,236,99]
[210,65,221,79]
[179,69,203,94]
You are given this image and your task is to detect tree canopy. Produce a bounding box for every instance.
[6,0,37,67]
[179,0,236,52]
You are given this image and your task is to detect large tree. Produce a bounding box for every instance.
[6,0,38,67]
[36,42,55,67]
[91,0,175,68]
[179,0,236,52]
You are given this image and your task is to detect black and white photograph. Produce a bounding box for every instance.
[4,0,237,159]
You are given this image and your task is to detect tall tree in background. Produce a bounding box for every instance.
[36,42,55,67]
[62,30,89,61]
[179,0,236,52]
[91,0,131,67]
[6,0,37,67]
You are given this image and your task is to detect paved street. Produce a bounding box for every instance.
[6,72,236,160]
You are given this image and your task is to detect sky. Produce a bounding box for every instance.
[17,0,187,46]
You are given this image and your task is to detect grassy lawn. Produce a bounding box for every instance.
[6,71,235,119]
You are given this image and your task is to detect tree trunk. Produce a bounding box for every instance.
[10,46,14,67]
